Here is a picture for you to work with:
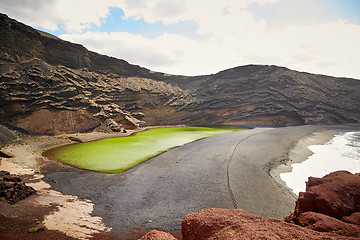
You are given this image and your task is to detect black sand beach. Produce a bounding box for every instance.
[1,125,360,239]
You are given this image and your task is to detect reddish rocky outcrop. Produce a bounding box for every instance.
[142,171,360,240]
[143,207,359,240]
[295,212,360,237]
[140,230,177,240]
[0,170,36,204]
[285,171,360,237]
[180,208,355,240]
[343,212,360,225]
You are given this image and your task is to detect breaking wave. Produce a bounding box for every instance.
[280,131,360,195]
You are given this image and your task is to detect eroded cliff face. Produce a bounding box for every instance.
[1,13,360,135]
[0,58,195,134]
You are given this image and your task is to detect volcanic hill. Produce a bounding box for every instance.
[1,13,360,135]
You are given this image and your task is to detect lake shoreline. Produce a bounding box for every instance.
[43,126,244,173]
[1,124,360,239]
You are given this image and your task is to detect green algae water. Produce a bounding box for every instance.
[44,127,244,173]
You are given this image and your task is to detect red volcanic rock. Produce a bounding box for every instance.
[181,208,352,240]
[285,171,360,238]
[139,230,177,240]
[307,171,360,219]
[342,212,360,225]
[296,212,360,237]
[286,171,360,221]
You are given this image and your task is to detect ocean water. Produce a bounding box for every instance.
[280,131,360,195]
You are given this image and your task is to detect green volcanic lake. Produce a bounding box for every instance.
[44,127,245,173]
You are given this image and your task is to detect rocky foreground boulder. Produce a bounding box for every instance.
[140,230,177,240]
[141,171,360,239]
[180,208,357,240]
[0,170,36,204]
[285,171,360,237]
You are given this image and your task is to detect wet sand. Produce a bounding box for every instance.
[1,125,360,239]
[228,125,359,219]
[270,129,341,193]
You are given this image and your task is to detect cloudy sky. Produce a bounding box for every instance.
[1,0,360,79]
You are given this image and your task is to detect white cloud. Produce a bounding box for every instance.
[61,32,182,67]
[0,0,113,32]
[61,18,360,79]
[1,0,360,79]
[117,0,276,35]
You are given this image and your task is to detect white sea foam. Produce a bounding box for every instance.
[280,131,360,195]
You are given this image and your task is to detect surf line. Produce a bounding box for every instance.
[226,129,274,209]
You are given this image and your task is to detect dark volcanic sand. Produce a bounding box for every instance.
[41,125,360,239]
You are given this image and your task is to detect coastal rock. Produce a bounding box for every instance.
[296,212,360,237]
[286,171,360,221]
[342,212,360,225]
[180,208,353,240]
[139,230,177,240]
[285,171,360,238]
[0,172,36,204]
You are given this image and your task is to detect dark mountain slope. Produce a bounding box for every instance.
[0,14,359,134]
[0,13,164,78]
[163,65,360,125]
